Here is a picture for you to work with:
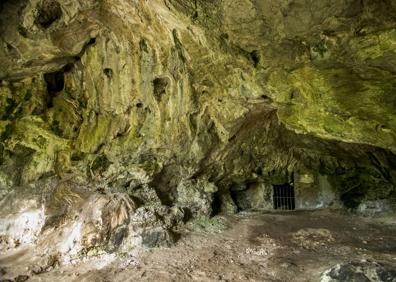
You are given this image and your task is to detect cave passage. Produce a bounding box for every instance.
[273,184,295,210]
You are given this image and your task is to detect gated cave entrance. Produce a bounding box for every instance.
[273,183,295,210]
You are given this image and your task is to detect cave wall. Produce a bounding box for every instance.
[0,0,396,261]
[0,0,395,210]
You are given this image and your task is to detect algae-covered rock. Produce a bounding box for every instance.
[0,0,396,264]
[0,0,394,200]
[231,182,268,211]
[267,63,396,152]
[176,179,218,217]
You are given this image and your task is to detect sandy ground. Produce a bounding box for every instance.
[1,210,396,282]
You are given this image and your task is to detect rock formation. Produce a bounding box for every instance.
[0,0,395,265]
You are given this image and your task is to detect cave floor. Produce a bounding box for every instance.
[2,210,396,282]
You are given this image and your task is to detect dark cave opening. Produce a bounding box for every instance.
[211,191,222,216]
[230,185,243,212]
[35,0,62,29]
[44,70,64,108]
[340,190,366,209]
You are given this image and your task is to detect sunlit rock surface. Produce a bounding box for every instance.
[0,0,395,270]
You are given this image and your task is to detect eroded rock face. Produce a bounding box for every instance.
[0,0,395,265]
[0,180,181,262]
[174,0,396,151]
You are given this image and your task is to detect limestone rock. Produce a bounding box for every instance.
[321,261,396,282]
[176,179,218,217]
[0,0,395,266]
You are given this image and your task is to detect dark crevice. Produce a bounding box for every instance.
[228,134,236,142]
[44,70,65,92]
[367,152,391,180]
[87,37,96,45]
[153,77,169,102]
[3,98,17,119]
[250,50,261,68]
[44,70,64,108]
[149,164,179,206]
[14,145,35,186]
[71,152,84,162]
[51,120,62,136]
[139,39,149,53]
[211,191,222,216]
[63,63,74,72]
[18,25,28,37]
[230,190,241,212]
[71,38,96,64]
[341,190,366,209]
[103,68,113,78]
[35,0,62,29]
[91,155,111,175]
[181,208,193,223]
[0,123,13,142]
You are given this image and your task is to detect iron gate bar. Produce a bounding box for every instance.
[279,185,282,210]
[285,185,288,210]
[280,186,285,210]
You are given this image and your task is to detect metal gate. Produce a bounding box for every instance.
[273,184,295,210]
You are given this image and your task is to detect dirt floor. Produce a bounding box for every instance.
[1,210,396,282]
